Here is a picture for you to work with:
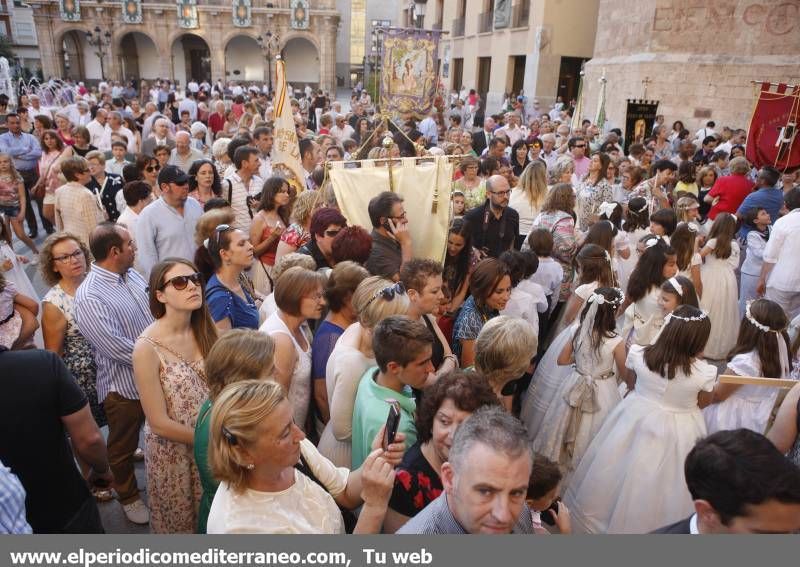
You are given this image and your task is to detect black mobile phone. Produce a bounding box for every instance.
[382,218,393,232]
[382,400,402,451]
[541,500,560,526]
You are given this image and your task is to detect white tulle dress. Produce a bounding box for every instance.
[530,331,623,475]
[620,286,663,347]
[521,282,599,440]
[699,238,740,360]
[704,349,793,434]
[564,345,717,534]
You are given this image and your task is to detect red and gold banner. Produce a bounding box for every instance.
[746,82,800,170]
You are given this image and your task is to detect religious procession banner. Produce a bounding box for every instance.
[59,0,81,22]
[624,99,659,149]
[177,0,199,29]
[122,0,143,24]
[746,82,800,170]
[380,28,441,119]
[232,0,252,28]
[272,57,307,192]
[290,0,310,30]
[329,156,453,263]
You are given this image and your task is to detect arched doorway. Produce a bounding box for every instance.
[171,34,211,86]
[225,35,264,82]
[118,32,159,82]
[282,37,320,87]
[61,30,89,80]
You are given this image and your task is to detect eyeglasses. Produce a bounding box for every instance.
[324,229,342,238]
[390,211,407,220]
[145,164,161,173]
[364,282,406,308]
[160,272,202,291]
[214,224,234,247]
[53,249,84,264]
[490,190,511,197]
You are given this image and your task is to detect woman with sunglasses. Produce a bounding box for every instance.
[187,159,223,209]
[132,259,218,533]
[249,176,291,296]
[136,154,161,198]
[40,233,109,499]
[205,224,260,332]
[259,266,327,431]
[318,276,410,468]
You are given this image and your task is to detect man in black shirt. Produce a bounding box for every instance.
[0,348,111,533]
[464,175,519,258]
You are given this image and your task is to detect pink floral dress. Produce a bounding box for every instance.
[141,336,208,534]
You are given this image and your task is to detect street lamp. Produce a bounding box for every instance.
[85,26,112,79]
[256,32,280,94]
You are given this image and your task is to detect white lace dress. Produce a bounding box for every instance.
[564,346,717,534]
[520,282,599,439]
[699,239,740,360]
[259,311,312,428]
[531,332,623,475]
[704,349,793,434]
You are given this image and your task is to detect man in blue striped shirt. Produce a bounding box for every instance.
[0,461,32,534]
[75,222,153,525]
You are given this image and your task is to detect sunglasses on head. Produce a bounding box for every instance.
[364,282,406,308]
[160,272,203,291]
[214,224,234,246]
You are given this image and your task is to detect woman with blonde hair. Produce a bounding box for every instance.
[193,329,276,533]
[318,276,410,467]
[474,315,537,408]
[510,160,548,249]
[275,189,323,263]
[206,380,400,534]
[133,258,218,533]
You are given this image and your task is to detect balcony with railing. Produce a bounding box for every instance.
[452,16,465,37]
[512,2,530,28]
[477,11,493,34]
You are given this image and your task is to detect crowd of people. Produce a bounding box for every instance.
[1,76,800,536]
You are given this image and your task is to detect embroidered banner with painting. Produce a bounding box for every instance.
[624,99,659,150]
[380,28,442,119]
[290,0,310,30]
[177,0,199,29]
[232,0,252,28]
[59,0,81,22]
[122,0,143,24]
[746,82,800,170]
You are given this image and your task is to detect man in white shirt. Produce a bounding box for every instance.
[540,133,559,171]
[693,120,717,145]
[99,112,136,153]
[178,93,198,122]
[224,145,262,231]
[86,108,108,149]
[187,80,200,96]
[116,180,154,274]
[716,128,746,155]
[230,82,244,97]
[168,131,204,174]
[69,101,92,128]
[298,138,321,191]
[495,113,526,146]
[758,188,800,319]
[330,115,355,143]
[28,95,51,120]
[253,126,274,180]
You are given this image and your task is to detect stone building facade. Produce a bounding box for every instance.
[27,0,340,91]
[581,0,800,132]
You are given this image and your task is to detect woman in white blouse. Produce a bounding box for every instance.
[207,380,404,534]
[509,160,548,249]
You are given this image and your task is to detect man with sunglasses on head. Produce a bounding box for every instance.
[297,207,347,271]
[75,222,154,526]
[134,165,204,277]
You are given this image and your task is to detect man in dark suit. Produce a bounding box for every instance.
[652,429,800,534]
[472,116,496,156]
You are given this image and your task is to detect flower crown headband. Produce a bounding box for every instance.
[664,310,709,325]
[745,301,784,334]
[588,288,625,308]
